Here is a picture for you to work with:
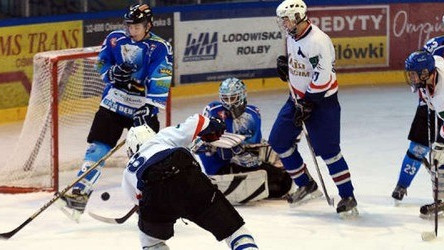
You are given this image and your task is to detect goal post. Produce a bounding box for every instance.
[0,47,171,193]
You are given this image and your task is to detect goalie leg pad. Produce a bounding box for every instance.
[210,170,269,204]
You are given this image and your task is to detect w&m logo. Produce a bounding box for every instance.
[183,32,218,62]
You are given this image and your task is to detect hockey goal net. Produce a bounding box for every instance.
[0,47,171,193]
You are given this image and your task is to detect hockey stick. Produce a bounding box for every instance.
[421,99,439,241]
[287,82,334,207]
[0,140,125,240]
[88,205,138,224]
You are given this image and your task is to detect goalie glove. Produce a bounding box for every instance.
[293,99,314,127]
[132,104,158,127]
[277,55,289,82]
[108,62,135,88]
[432,142,444,167]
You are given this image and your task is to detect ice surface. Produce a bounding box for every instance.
[0,85,443,249]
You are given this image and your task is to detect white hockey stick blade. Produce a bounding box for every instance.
[421,231,437,241]
[88,205,138,224]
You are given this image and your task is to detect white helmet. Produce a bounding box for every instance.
[276,0,307,22]
[126,124,156,157]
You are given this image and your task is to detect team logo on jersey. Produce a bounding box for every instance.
[183,32,218,62]
[110,38,117,48]
[309,56,319,69]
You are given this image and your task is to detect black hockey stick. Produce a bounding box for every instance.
[88,205,138,224]
[287,82,334,207]
[0,140,125,240]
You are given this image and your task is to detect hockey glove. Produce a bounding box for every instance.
[277,55,289,82]
[217,145,244,160]
[133,104,159,128]
[198,117,226,143]
[108,62,135,88]
[293,99,314,127]
[432,142,444,167]
[231,152,260,168]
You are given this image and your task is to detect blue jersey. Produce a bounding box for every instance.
[423,35,444,57]
[199,101,262,175]
[97,30,173,117]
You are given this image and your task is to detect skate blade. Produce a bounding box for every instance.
[338,207,359,219]
[289,190,323,208]
[55,199,82,223]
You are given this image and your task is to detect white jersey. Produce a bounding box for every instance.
[418,56,444,138]
[121,114,211,205]
[286,22,338,100]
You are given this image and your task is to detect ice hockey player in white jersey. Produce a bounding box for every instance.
[392,16,444,203]
[404,50,444,217]
[272,0,358,215]
[121,114,258,250]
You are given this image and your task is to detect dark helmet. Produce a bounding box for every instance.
[404,50,435,92]
[124,4,153,24]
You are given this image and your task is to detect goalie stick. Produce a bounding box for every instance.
[287,81,334,207]
[0,140,125,240]
[88,205,138,224]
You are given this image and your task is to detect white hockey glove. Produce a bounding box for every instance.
[431,142,444,167]
[231,152,260,168]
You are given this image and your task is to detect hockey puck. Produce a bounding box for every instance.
[101,192,110,201]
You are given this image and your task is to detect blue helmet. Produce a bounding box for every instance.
[404,51,435,91]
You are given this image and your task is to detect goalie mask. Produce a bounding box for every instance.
[276,0,308,37]
[404,51,435,93]
[219,77,247,118]
[126,124,156,158]
[124,4,153,41]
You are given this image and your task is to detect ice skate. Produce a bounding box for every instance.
[57,189,91,223]
[336,196,358,218]
[286,180,323,207]
[419,200,444,220]
[391,185,407,206]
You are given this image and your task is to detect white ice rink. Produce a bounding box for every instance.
[1,85,443,249]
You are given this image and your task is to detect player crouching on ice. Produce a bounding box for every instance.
[404,51,444,217]
[196,77,295,205]
[122,114,258,250]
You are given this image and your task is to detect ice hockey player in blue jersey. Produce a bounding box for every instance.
[272,0,357,215]
[391,16,444,203]
[60,3,173,220]
[197,77,294,203]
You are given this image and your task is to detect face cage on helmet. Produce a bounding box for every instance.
[404,70,431,92]
[220,92,246,118]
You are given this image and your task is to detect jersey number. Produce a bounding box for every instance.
[128,152,146,173]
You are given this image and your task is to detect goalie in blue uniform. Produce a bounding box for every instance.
[60,3,173,219]
[197,77,294,204]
